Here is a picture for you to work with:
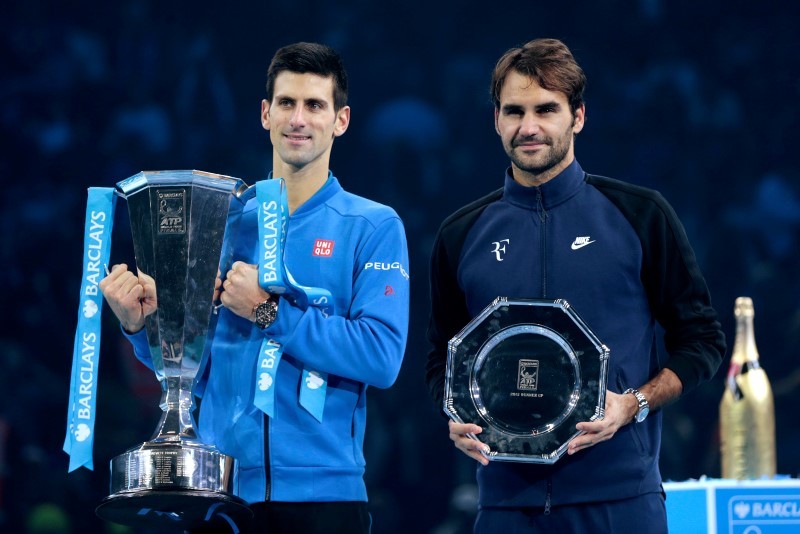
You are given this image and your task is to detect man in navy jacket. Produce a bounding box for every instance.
[426,38,724,533]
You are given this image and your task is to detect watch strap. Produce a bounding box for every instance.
[623,387,649,423]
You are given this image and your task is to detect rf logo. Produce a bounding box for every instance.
[491,239,510,261]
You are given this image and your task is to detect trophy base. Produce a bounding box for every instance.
[96,490,252,530]
[97,439,252,529]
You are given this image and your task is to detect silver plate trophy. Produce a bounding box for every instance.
[95,170,254,529]
[445,298,609,463]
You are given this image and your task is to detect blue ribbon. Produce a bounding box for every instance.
[253,178,334,422]
[63,187,116,472]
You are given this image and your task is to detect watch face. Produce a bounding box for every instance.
[636,406,649,423]
[255,300,277,328]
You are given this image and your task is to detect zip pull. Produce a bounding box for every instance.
[536,189,548,223]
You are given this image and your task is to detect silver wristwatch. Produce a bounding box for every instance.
[253,298,278,329]
[624,388,650,423]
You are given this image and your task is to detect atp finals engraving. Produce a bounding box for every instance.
[157,190,186,234]
[518,359,539,390]
[509,359,543,398]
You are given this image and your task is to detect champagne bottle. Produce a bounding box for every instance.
[719,296,776,479]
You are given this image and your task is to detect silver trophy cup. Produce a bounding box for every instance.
[96,170,253,529]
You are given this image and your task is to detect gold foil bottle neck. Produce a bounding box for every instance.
[734,296,754,319]
[731,296,759,364]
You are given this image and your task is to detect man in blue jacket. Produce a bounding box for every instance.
[426,38,725,533]
[101,42,409,533]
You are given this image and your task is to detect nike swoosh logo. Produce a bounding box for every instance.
[571,239,596,250]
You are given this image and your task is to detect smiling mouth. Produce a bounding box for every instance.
[514,138,548,149]
[285,133,311,142]
[515,143,548,152]
[517,142,545,147]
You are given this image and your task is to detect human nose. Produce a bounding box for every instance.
[289,106,306,128]
[519,114,540,136]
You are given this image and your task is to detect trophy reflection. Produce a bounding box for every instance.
[96,170,253,529]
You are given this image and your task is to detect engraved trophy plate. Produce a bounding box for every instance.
[95,170,254,529]
[445,298,609,463]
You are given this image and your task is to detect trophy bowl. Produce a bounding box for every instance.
[444,298,609,463]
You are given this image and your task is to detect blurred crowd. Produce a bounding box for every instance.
[1,1,798,532]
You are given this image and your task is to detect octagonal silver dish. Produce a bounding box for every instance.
[444,298,609,463]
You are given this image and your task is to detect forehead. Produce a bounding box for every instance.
[499,70,569,107]
[272,71,335,103]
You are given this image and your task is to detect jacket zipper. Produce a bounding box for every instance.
[537,189,552,514]
[544,477,552,514]
[263,413,271,500]
[536,189,548,298]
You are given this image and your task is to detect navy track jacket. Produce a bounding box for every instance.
[426,159,725,507]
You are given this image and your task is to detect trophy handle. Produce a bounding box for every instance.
[235,182,257,202]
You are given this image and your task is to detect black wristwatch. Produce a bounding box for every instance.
[624,388,650,423]
[253,297,278,329]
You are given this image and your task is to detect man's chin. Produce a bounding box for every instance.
[511,157,552,175]
[277,150,312,168]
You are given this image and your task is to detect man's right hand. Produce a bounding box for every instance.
[98,263,157,333]
[449,420,490,466]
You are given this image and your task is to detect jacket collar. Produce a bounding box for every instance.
[502,159,584,210]
[265,170,341,217]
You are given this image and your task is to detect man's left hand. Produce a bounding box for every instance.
[567,389,637,455]
[219,261,272,321]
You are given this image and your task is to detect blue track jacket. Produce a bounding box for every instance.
[127,174,409,503]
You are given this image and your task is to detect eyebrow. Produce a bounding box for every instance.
[501,104,524,114]
[501,101,562,113]
[535,101,561,112]
[274,94,330,108]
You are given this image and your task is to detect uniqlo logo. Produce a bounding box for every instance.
[312,239,335,257]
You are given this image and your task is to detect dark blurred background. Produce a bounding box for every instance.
[2,0,799,532]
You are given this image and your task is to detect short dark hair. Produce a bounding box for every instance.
[266,42,348,111]
[490,38,586,115]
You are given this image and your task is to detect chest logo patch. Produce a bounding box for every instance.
[313,239,335,257]
[571,236,596,250]
[491,239,510,261]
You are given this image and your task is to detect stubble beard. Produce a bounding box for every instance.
[508,133,572,178]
